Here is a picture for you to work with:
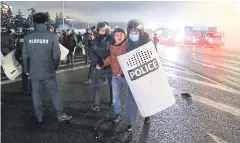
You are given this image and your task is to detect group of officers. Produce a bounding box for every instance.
[16,12,154,132]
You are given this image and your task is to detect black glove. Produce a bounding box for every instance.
[96,59,104,67]
[106,34,115,44]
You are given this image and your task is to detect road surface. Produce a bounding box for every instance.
[1,46,240,143]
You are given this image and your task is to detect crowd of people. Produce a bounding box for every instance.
[3,12,155,132]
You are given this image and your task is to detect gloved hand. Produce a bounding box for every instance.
[106,35,115,44]
[96,59,104,67]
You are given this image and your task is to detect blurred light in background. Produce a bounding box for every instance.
[145,22,159,30]
[236,2,240,12]
[164,48,180,62]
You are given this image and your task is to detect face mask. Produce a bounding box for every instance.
[129,34,139,42]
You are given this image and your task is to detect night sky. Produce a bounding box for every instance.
[3,1,237,26]
[2,1,240,49]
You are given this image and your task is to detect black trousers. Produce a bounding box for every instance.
[87,62,95,80]
[22,73,32,93]
[93,69,113,105]
[31,78,64,119]
[67,47,75,63]
[84,45,89,64]
[86,49,95,80]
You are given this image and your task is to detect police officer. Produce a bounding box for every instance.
[62,29,77,65]
[89,22,113,111]
[82,29,89,64]
[55,27,63,43]
[15,29,32,96]
[125,19,151,131]
[22,12,72,124]
[83,28,95,84]
[1,29,15,56]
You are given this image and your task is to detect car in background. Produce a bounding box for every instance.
[157,28,178,47]
[184,32,203,46]
[203,32,225,48]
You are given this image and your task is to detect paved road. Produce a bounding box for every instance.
[1,46,240,143]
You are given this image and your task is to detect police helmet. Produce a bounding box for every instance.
[96,22,110,34]
[127,19,144,32]
[33,12,49,24]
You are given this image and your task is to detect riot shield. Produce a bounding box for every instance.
[2,50,22,80]
[117,41,175,117]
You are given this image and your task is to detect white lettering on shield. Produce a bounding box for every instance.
[128,58,159,81]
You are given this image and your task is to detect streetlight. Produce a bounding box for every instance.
[88,5,90,28]
[62,1,65,30]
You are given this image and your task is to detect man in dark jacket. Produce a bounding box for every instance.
[83,28,95,84]
[1,29,15,56]
[82,29,90,63]
[55,28,63,43]
[89,22,113,111]
[62,29,77,65]
[62,30,66,35]
[15,29,32,96]
[77,32,83,43]
[22,12,72,124]
[124,19,151,132]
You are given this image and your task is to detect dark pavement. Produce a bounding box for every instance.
[1,46,240,143]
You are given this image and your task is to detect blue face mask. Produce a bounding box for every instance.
[129,34,139,42]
